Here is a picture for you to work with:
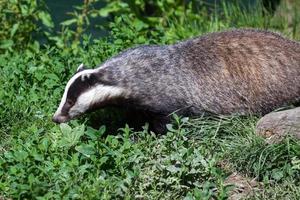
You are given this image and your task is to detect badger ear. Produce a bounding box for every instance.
[76,63,87,73]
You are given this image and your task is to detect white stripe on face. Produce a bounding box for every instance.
[68,84,127,118]
[54,68,97,117]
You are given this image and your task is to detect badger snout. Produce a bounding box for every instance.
[52,114,69,124]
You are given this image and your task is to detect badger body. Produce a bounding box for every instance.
[53,29,300,132]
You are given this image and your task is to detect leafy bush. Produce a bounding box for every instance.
[0,120,228,199]
[0,0,53,51]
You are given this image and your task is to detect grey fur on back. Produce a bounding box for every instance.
[98,29,300,119]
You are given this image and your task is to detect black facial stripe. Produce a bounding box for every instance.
[66,75,96,103]
[61,101,72,116]
[65,71,118,110]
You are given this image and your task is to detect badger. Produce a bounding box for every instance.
[53,29,300,133]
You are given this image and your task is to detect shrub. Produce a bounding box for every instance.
[0,0,53,51]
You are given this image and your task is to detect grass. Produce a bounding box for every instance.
[1,1,300,199]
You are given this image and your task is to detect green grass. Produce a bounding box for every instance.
[1,1,300,199]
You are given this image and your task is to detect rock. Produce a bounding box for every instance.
[256,107,300,143]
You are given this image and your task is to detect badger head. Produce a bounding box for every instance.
[52,64,127,123]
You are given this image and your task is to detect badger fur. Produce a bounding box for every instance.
[53,29,300,133]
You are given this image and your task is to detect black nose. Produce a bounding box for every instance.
[52,114,68,123]
[52,116,60,123]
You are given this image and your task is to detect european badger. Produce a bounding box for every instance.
[53,29,300,133]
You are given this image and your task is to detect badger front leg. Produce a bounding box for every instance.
[124,110,170,134]
[147,114,171,134]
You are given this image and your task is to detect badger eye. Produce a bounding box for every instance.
[66,99,75,106]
